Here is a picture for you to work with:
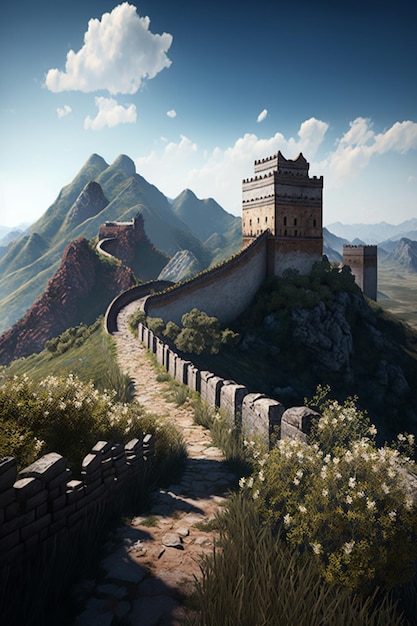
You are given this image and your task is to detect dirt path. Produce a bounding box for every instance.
[74,303,236,625]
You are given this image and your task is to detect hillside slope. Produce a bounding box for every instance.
[0,238,135,365]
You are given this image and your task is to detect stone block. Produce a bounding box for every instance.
[5,501,20,521]
[20,514,51,542]
[219,382,248,428]
[242,394,285,448]
[14,476,43,503]
[0,529,20,552]
[91,441,113,457]
[206,375,225,409]
[19,453,67,484]
[50,494,67,513]
[168,350,177,378]
[200,371,215,405]
[0,457,17,490]
[125,437,143,456]
[81,453,101,474]
[187,365,201,393]
[280,406,321,443]
[175,358,192,385]
[49,468,72,491]
[0,487,16,509]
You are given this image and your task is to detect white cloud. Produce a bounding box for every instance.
[257,108,268,123]
[45,3,173,94]
[135,119,329,212]
[84,96,136,130]
[322,118,417,187]
[167,109,177,118]
[57,104,72,118]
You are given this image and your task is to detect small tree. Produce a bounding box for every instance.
[175,308,222,355]
[147,316,165,337]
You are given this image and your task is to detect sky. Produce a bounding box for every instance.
[1,0,416,229]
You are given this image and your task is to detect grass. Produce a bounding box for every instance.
[190,492,407,626]
[2,317,133,400]
[378,262,417,330]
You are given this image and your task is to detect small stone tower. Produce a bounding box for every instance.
[342,245,378,300]
[242,151,323,276]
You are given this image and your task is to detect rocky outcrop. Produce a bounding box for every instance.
[158,250,202,282]
[65,181,109,229]
[292,293,354,373]
[0,238,135,365]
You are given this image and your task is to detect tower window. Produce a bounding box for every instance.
[265,216,268,222]
[294,217,297,226]
[283,216,287,226]
[257,217,260,224]
[294,229,298,236]
[249,219,252,226]
[284,229,287,236]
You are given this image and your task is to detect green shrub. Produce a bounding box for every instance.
[147,316,165,337]
[0,374,158,474]
[163,321,181,342]
[128,309,146,336]
[247,395,417,592]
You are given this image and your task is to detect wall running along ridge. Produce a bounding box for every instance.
[0,433,155,576]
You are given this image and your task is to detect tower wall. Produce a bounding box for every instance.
[343,245,378,300]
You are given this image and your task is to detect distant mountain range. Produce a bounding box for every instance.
[0,154,241,335]
[326,219,417,244]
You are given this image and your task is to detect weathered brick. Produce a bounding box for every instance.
[20,514,51,542]
[0,457,17,490]
[0,487,16,508]
[5,501,20,521]
[50,494,67,512]
[81,453,101,474]
[0,510,35,537]
[91,441,112,456]
[0,529,20,552]
[19,453,67,484]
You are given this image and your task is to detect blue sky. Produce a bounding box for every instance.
[1,0,416,228]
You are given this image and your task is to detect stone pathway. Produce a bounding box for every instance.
[73,302,236,625]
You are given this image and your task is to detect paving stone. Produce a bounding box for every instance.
[161,533,183,549]
[102,549,147,584]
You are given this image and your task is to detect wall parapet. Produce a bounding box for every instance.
[0,433,155,574]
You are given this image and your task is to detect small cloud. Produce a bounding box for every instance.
[257,109,268,123]
[57,105,72,118]
[167,109,176,118]
[407,175,416,184]
[84,97,136,130]
[45,3,173,95]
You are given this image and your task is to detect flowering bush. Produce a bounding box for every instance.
[244,394,417,592]
[0,374,147,472]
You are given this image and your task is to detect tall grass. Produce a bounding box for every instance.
[192,492,405,626]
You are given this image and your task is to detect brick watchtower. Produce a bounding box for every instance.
[342,245,378,300]
[242,151,323,276]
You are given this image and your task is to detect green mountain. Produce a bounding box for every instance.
[0,154,238,334]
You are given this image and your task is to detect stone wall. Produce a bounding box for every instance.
[0,433,155,574]
[136,322,313,448]
[143,232,269,325]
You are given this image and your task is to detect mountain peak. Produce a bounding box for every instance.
[111,154,136,177]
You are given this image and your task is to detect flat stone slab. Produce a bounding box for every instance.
[102,549,147,584]
[161,533,183,549]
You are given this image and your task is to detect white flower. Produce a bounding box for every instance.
[346,495,353,504]
[357,491,365,498]
[348,477,356,489]
[296,469,303,479]
[367,499,376,510]
[247,477,254,489]
[258,470,265,482]
[293,478,300,486]
[311,542,322,555]
[381,483,390,495]
[298,505,307,514]
[253,490,259,500]
[239,477,246,488]
[388,510,397,521]
[344,540,355,555]
[322,489,328,497]
[283,513,292,527]
[369,424,377,436]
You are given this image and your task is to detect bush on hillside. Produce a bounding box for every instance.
[244,392,417,593]
[0,373,185,475]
